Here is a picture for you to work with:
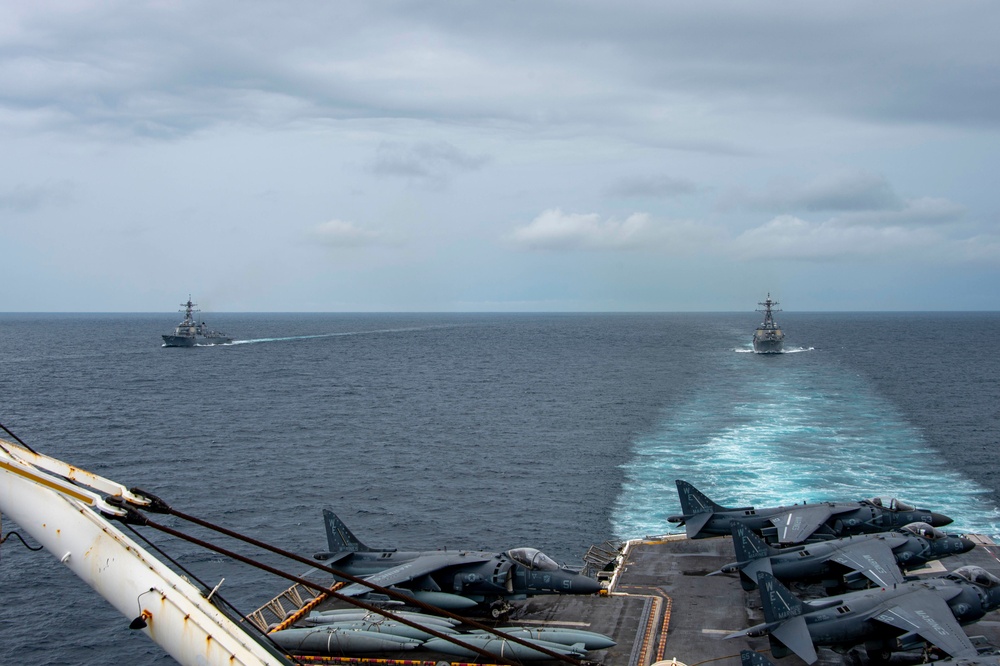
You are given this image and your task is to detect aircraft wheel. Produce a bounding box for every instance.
[489,600,511,620]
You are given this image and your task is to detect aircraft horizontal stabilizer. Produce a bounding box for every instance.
[684,511,714,539]
[771,615,817,664]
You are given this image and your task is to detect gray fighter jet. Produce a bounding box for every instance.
[713,520,975,591]
[667,479,953,544]
[727,566,1000,664]
[312,510,601,617]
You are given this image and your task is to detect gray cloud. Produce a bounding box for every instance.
[724,171,903,213]
[371,141,489,185]
[5,2,1000,142]
[2,2,999,311]
[606,174,699,199]
[830,197,966,228]
[0,181,73,213]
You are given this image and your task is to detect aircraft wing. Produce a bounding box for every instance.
[338,553,493,597]
[870,590,978,658]
[769,505,838,544]
[828,541,905,587]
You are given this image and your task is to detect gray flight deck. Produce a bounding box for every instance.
[271,533,1000,665]
[511,533,1000,666]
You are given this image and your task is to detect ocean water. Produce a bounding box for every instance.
[0,312,998,665]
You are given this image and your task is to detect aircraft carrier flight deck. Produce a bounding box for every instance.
[521,532,1000,666]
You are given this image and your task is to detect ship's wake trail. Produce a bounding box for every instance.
[612,359,1000,542]
[230,324,458,345]
[733,347,815,354]
[231,334,342,344]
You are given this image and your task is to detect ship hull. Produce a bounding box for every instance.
[161,335,231,347]
[752,336,783,354]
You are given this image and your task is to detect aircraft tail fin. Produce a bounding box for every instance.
[731,521,778,562]
[675,480,730,514]
[729,521,777,589]
[323,509,372,552]
[756,571,804,623]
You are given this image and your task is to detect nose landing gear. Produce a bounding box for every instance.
[489,599,513,621]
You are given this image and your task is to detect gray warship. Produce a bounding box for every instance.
[752,293,784,353]
[161,297,232,347]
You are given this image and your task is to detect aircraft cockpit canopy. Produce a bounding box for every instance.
[507,547,560,571]
[901,522,946,540]
[867,497,915,512]
[952,566,1000,588]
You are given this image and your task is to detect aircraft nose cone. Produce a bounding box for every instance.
[958,536,977,553]
[929,512,953,527]
[574,575,603,595]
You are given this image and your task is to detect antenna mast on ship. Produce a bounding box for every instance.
[757,293,781,329]
[179,296,199,323]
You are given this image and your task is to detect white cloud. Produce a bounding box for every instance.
[310,219,396,248]
[510,208,649,250]
[508,203,997,266]
[507,209,652,251]
[730,214,995,262]
[507,208,720,253]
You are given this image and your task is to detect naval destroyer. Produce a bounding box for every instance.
[752,294,784,353]
[162,297,232,347]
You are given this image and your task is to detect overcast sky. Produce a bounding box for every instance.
[2,1,999,312]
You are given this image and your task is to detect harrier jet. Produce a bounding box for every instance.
[313,510,601,617]
[727,567,1000,664]
[712,520,975,591]
[668,479,953,544]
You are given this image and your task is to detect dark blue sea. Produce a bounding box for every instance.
[1,312,998,665]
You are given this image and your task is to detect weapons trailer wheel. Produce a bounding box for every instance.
[865,647,894,665]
